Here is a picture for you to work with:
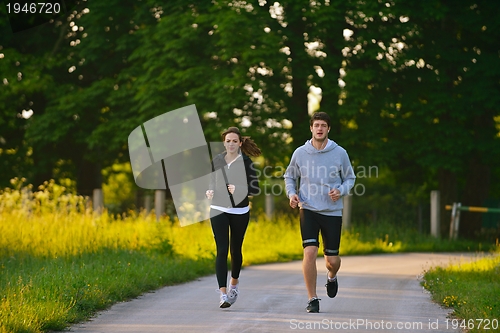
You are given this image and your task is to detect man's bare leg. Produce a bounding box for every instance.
[325,255,341,279]
[303,246,319,299]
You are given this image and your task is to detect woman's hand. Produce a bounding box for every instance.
[227,184,235,195]
[206,190,214,199]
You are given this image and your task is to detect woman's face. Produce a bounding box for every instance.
[224,132,241,154]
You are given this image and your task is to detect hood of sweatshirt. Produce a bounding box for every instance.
[303,139,338,154]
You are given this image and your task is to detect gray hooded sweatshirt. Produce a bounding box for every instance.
[284,139,356,216]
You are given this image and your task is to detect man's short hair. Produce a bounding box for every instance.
[310,112,331,127]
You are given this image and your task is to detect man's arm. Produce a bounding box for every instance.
[337,150,356,196]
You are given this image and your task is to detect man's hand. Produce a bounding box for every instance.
[329,188,341,202]
[289,194,300,208]
[206,190,214,199]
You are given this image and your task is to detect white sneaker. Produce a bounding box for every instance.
[219,293,231,308]
[227,287,239,305]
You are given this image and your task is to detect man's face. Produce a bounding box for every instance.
[310,120,329,140]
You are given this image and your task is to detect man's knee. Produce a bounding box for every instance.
[326,255,341,271]
[303,246,318,261]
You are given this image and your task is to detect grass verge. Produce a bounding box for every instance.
[1,251,212,333]
[422,252,500,333]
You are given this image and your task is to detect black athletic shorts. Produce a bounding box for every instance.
[300,209,342,256]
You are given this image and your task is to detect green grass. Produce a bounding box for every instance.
[422,253,500,333]
[0,181,215,332]
[0,251,212,333]
[0,181,498,332]
[342,221,493,253]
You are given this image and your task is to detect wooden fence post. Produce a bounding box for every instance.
[144,194,152,214]
[93,188,104,214]
[430,190,440,237]
[449,202,461,240]
[155,190,166,221]
[265,193,274,219]
[343,194,352,229]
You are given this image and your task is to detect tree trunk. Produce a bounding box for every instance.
[318,4,348,138]
[459,112,495,238]
[459,159,491,238]
[31,145,55,188]
[284,5,312,148]
[319,36,342,137]
[76,158,102,198]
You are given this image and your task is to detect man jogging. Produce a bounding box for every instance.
[284,112,356,313]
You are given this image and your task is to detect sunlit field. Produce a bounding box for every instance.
[0,180,214,332]
[1,180,497,332]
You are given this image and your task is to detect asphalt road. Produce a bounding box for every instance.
[66,253,480,333]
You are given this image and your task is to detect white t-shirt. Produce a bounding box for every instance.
[210,154,249,214]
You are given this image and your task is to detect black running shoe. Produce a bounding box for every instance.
[306,297,320,313]
[325,275,338,298]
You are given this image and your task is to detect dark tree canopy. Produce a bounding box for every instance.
[0,0,498,238]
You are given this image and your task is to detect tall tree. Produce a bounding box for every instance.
[21,0,157,195]
[128,0,358,160]
[0,3,72,187]
[340,0,500,237]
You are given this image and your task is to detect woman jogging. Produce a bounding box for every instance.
[205,127,261,308]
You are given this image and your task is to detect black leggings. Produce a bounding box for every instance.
[210,210,250,288]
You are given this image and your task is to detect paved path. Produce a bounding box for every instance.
[66,253,480,333]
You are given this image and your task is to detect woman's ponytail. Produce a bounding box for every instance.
[241,137,261,157]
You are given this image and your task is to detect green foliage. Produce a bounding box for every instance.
[1,0,499,238]
[341,0,500,173]
[101,162,136,213]
[339,0,500,236]
[347,220,493,253]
